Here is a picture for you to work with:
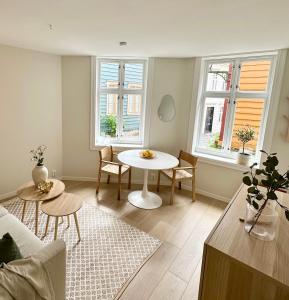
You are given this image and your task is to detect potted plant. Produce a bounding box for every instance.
[102,115,117,137]
[30,145,48,185]
[242,150,289,241]
[236,126,255,166]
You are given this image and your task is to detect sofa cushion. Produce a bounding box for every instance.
[0,233,23,264]
[0,214,43,258]
[0,206,8,218]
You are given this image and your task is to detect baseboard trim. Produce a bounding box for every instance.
[62,176,97,182]
[61,176,230,203]
[196,188,230,203]
[0,177,230,203]
[62,176,158,185]
[0,191,17,202]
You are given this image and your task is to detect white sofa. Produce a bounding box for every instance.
[0,205,66,300]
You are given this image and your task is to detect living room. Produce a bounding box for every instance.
[1,1,289,300]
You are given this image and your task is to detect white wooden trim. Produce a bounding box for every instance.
[188,51,282,166]
[143,58,154,147]
[187,57,203,152]
[0,191,17,201]
[182,184,230,203]
[262,49,287,155]
[90,56,97,150]
[91,57,148,148]
[61,176,230,203]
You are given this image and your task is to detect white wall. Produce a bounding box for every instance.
[62,57,194,183]
[271,52,289,170]
[62,56,97,179]
[62,53,289,202]
[2,46,287,202]
[0,44,62,197]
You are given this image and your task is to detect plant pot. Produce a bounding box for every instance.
[32,165,48,185]
[244,201,278,241]
[237,153,250,166]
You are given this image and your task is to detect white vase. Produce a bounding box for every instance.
[32,165,48,185]
[244,201,279,241]
[237,153,251,166]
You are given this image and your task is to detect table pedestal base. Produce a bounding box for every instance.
[128,191,162,209]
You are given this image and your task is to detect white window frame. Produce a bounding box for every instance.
[91,58,148,148]
[194,52,278,164]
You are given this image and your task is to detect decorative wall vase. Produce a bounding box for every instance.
[32,165,48,185]
[245,201,278,241]
[158,95,176,122]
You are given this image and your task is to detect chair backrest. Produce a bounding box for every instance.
[98,146,113,162]
[178,150,198,167]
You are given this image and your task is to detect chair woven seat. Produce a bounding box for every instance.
[162,168,192,180]
[102,164,129,175]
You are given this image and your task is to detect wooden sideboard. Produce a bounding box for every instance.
[198,185,289,300]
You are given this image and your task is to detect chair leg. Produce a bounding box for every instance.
[118,172,121,200]
[157,170,161,192]
[170,178,175,205]
[178,181,182,190]
[107,175,111,184]
[96,170,102,194]
[44,215,50,237]
[54,216,59,240]
[21,201,27,223]
[128,168,131,189]
[192,175,196,202]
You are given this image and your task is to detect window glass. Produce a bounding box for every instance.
[198,97,229,152]
[127,94,142,115]
[100,62,119,89]
[238,60,271,92]
[124,63,144,89]
[122,94,142,141]
[206,63,233,92]
[230,98,265,154]
[99,93,118,139]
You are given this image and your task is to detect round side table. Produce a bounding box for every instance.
[41,193,82,242]
[118,150,178,209]
[17,179,65,236]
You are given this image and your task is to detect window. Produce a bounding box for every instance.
[95,59,147,145]
[194,54,276,162]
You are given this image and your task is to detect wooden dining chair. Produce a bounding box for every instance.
[156,150,198,205]
[96,146,131,200]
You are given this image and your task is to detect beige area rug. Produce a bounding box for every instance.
[3,199,161,300]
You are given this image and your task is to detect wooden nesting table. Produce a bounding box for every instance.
[17,179,65,235]
[41,192,82,242]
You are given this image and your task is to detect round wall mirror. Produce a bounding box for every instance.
[158,94,176,122]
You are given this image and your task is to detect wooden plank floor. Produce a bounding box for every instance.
[63,180,227,300]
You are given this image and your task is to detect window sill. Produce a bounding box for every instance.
[192,151,259,172]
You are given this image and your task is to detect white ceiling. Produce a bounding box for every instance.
[0,0,288,57]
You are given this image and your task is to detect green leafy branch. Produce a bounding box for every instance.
[243,150,289,233]
[236,126,255,154]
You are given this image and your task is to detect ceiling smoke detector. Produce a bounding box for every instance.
[119,41,127,46]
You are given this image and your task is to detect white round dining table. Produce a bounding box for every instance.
[118,149,179,209]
